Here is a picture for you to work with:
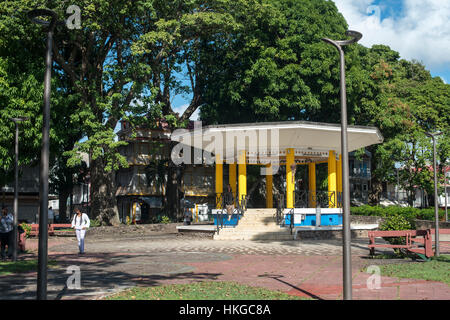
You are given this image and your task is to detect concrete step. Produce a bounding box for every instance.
[214,227,293,240]
[213,209,289,241]
[214,234,293,240]
[217,229,288,234]
[236,222,278,226]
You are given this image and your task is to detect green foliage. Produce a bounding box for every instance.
[160,215,171,224]
[379,214,414,232]
[379,214,414,257]
[20,223,32,238]
[379,255,450,285]
[106,281,306,300]
[197,0,449,202]
[90,219,101,228]
[0,259,57,276]
[350,205,445,221]
[200,0,349,124]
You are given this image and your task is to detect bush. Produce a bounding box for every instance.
[160,216,171,224]
[20,223,32,238]
[351,205,445,221]
[379,214,414,258]
[90,219,100,228]
[379,214,414,231]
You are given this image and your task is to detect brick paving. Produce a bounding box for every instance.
[1,232,448,300]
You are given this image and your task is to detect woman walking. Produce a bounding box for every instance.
[71,208,90,254]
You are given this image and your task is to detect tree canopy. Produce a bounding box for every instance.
[0,0,448,221]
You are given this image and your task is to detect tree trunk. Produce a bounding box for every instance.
[165,163,184,221]
[58,191,69,222]
[368,180,382,206]
[90,157,120,226]
[368,154,382,205]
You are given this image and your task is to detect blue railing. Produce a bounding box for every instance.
[214,193,248,234]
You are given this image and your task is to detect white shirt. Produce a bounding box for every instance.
[48,209,54,219]
[71,213,90,230]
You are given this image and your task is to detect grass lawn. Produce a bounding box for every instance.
[106,281,307,300]
[0,259,57,276]
[379,255,450,285]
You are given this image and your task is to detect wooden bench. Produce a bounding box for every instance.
[368,229,434,260]
[50,224,74,236]
[18,230,26,251]
[29,224,75,236]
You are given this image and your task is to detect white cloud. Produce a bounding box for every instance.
[334,0,450,69]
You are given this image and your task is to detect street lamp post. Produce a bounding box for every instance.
[322,30,362,301]
[445,165,448,222]
[28,8,58,300]
[425,131,443,257]
[9,117,29,262]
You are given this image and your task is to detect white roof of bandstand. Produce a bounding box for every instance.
[171,121,383,164]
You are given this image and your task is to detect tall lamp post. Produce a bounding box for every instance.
[394,162,401,203]
[444,164,448,222]
[425,131,443,257]
[28,8,58,300]
[322,30,362,300]
[9,117,29,262]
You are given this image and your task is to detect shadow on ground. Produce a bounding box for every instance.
[0,252,226,300]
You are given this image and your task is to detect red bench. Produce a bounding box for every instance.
[368,229,434,259]
[29,224,75,236]
[18,230,26,251]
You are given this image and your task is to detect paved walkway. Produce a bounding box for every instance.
[1,234,448,300]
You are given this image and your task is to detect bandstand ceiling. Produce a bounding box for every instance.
[171,121,383,163]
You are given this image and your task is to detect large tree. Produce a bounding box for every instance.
[198,0,450,205]
[0,2,49,195]
[355,44,449,205]
[199,0,352,123]
[0,1,89,221]
[2,0,249,224]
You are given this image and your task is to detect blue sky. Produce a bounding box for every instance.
[334,0,450,84]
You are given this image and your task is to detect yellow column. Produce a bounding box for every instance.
[238,151,247,206]
[215,154,223,208]
[328,150,337,208]
[229,163,237,205]
[266,164,273,208]
[337,154,342,208]
[337,155,342,192]
[132,202,136,223]
[308,163,316,207]
[286,148,295,208]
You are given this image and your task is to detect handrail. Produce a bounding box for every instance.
[215,192,249,234]
[275,193,285,225]
[238,194,249,215]
[215,193,225,234]
[288,207,294,234]
[293,190,341,208]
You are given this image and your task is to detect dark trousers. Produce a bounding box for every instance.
[0,231,12,259]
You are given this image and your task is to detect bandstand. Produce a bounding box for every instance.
[172,121,383,231]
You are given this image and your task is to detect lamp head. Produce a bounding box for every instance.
[10,117,29,123]
[322,30,362,47]
[425,131,443,138]
[27,8,57,28]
